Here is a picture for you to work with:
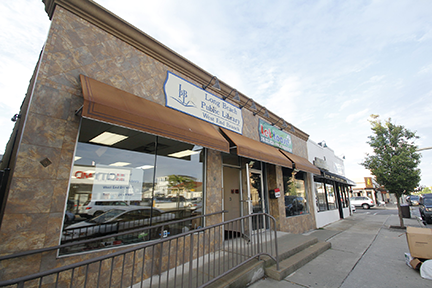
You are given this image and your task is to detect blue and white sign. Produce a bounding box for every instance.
[164,72,243,134]
[91,165,143,201]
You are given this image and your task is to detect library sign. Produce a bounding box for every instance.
[164,72,243,134]
[259,119,293,153]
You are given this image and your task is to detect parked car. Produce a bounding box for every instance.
[63,206,176,242]
[151,196,188,211]
[188,198,202,210]
[351,204,356,212]
[349,196,374,209]
[64,211,75,224]
[78,200,129,218]
[285,196,305,216]
[407,195,420,206]
[419,194,432,224]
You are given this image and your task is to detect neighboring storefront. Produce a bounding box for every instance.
[0,0,321,280]
[352,177,393,204]
[307,140,355,228]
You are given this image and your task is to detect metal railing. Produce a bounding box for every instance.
[0,213,279,288]
[0,210,223,260]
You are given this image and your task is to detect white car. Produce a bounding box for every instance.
[78,200,129,218]
[350,196,375,209]
[63,206,176,241]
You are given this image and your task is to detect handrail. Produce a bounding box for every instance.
[0,210,226,261]
[0,213,279,288]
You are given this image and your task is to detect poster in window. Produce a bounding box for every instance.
[91,165,143,201]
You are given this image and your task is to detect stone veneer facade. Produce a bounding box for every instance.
[0,1,316,282]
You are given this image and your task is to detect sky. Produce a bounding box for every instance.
[1,0,432,187]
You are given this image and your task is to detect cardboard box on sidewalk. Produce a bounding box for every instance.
[410,258,423,270]
[406,226,432,259]
[405,252,424,270]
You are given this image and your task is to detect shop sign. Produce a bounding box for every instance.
[164,72,243,134]
[364,177,374,188]
[258,119,292,153]
[314,157,328,170]
[323,172,348,184]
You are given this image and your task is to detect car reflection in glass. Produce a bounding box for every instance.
[419,194,432,224]
[62,206,176,242]
[408,195,420,206]
[285,196,305,216]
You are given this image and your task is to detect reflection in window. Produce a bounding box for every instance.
[339,185,349,208]
[326,183,338,210]
[282,168,308,217]
[315,180,340,212]
[62,119,204,254]
[316,182,327,212]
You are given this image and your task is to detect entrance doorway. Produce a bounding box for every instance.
[245,161,268,232]
[222,159,269,240]
[223,166,241,239]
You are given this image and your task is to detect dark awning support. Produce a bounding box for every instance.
[75,105,83,115]
[315,169,356,186]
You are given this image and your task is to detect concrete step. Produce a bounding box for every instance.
[206,259,265,288]
[265,241,331,281]
[273,233,319,263]
[210,233,330,287]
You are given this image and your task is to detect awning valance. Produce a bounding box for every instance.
[79,75,230,152]
[220,128,293,168]
[279,150,321,175]
[314,169,356,186]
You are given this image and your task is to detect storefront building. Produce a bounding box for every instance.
[307,140,355,228]
[0,0,322,280]
[352,177,393,204]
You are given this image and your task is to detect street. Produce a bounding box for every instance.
[355,204,430,227]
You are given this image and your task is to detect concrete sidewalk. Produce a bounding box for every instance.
[250,207,431,287]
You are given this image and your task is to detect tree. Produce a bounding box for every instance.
[361,115,421,228]
[421,187,432,195]
[167,175,196,192]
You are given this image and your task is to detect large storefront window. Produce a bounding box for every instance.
[315,180,341,212]
[340,185,349,208]
[282,168,308,217]
[326,183,338,210]
[62,119,204,254]
[316,182,327,211]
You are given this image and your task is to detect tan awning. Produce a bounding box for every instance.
[279,150,321,174]
[220,128,293,168]
[79,75,229,152]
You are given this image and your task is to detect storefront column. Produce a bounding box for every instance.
[266,165,283,231]
[205,149,223,226]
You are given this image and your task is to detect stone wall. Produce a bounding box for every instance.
[0,2,315,282]
[0,6,225,281]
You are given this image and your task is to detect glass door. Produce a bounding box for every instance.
[245,161,267,232]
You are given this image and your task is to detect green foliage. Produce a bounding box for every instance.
[167,175,196,190]
[285,172,299,196]
[287,178,297,196]
[361,116,421,198]
[421,187,432,194]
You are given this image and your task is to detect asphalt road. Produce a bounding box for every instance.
[354,204,430,227]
